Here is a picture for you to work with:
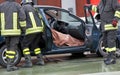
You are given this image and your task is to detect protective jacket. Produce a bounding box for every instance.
[92,0,120,31]
[0,0,26,36]
[22,4,44,35]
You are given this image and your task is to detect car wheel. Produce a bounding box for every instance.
[98,36,108,57]
[0,45,22,67]
[116,48,120,58]
[96,50,102,57]
[99,36,120,57]
[116,39,120,58]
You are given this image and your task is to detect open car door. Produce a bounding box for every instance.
[84,6,101,50]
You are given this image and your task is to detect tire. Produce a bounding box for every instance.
[98,36,120,57]
[116,48,120,58]
[98,36,107,57]
[96,50,102,57]
[0,45,22,67]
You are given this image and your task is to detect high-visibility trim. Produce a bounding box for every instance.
[5,51,16,59]
[23,51,30,55]
[34,48,41,52]
[38,13,44,27]
[6,55,15,59]
[1,29,21,36]
[92,5,97,12]
[1,13,5,30]
[114,11,120,18]
[26,27,43,35]
[35,51,41,55]
[23,48,30,55]
[1,12,21,36]
[13,13,17,30]
[23,48,29,52]
[38,13,42,22]
[105,24,118,31]
[29,12,37,28]
[34,48,41,54]
[6,51,16,55]
[20,21,26,27]
[105,47,116,52]
[38,14,45,31]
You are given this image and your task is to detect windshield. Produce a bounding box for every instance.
[45,9,80,23]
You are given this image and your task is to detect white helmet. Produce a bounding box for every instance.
[21,0,33,5]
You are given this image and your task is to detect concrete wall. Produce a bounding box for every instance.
[61,0,76,15]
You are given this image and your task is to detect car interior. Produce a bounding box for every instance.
[44,9,85,47]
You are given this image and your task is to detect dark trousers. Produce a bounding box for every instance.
[103,30,117,49]
[5,36,19,51]
[21,33,42,51]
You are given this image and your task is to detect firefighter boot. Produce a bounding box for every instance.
[22,55,33,68]
[7,58,19,72]
[104,51,116,65]
[36,54,45,65]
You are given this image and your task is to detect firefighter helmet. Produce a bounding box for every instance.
[21,0,33,5]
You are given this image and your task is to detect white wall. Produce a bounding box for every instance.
[61,0,76,15]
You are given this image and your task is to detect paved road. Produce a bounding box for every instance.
[0,53,120,75]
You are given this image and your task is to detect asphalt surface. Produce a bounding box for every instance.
[0,53,120,75]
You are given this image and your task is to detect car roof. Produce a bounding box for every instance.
[34,5,69,12]
[34,5,61,9]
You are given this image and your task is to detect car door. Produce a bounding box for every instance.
[41,7,86,53]
[84,6,101,50]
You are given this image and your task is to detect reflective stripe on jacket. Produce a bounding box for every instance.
[92,5,98,12]
[0,1,26,36]
[115,10,120,18]
[104,24,118,31]
[22,4,44,35]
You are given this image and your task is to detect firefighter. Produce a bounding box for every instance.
[85,0,120,65]
[21,0,45,68]
[0,0,26,71]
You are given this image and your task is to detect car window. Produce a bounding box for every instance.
[45,9,80,23]
[44,8,85,40]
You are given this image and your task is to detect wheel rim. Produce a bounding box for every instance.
[2,47,19,64]
[99,38,108,56]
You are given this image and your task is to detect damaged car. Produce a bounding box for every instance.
[0,5,119,67]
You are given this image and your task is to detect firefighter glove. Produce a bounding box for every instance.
[112,19,118,27]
